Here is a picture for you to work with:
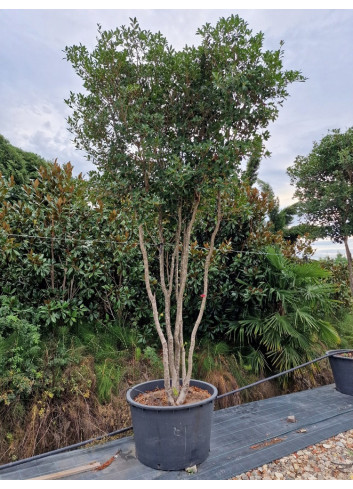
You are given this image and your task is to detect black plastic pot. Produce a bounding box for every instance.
[126,379,218,471]
[327,350,353,396]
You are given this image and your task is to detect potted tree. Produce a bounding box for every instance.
[327,350,353,396]
[65,15,304,470]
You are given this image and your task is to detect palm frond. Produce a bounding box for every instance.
[316,320,340,345]
[267,344,303,372]
[294,307,321,332]
[292,261,330,280]
[245,347,269,375]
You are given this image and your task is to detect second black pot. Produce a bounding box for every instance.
[327,349,353,396]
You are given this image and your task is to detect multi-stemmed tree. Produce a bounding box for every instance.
[65,15,304,405]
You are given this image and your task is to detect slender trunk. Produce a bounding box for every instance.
[174,195,200,382]
[176,192,222,405]
[69,278,74,300]
[343,236,353,296]
[180,322,186,381]
[50,217,55,290]
[138,224,175,405]
[158,211,178,389]
[140,191,222,406]
[62,267,67,298]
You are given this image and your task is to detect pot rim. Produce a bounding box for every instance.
[326,349,353,359]
[126,378,218,411]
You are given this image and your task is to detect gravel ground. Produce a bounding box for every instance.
[232,429,353,480]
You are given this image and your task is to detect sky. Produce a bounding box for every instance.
[0,3,352,258]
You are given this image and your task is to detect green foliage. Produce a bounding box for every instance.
[319,255,352,312]
[65,16,304,208]
[227,247,340,373]
[0,135,49,199]
[182,183,308,339]
[288,127,353,243]
[95,360,125,403]
[143,345,162,368]
[0,155,345,388]
[288,127,353,294]
[0,161,150,334]
[282,223,324,243]
[195,339,230,374]
[334,312,353,349]
[0,313,42,404]
[64,15,305,399]
[257,179,299,238]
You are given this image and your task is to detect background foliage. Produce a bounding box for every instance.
[0,135,48,197]
[0,127,350,462]
[0,14,351,458]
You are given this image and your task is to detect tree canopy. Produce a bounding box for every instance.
[288,127,353,294]
[0,134,48,185]
[65,16,305,212]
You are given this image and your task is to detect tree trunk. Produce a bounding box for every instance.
[343,236,353,296]
[50,217,55,290]
[139,192,222,406]
[138,224,174,405]
[176,192,222,405]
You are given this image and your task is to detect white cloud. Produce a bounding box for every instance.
[1,8,352,257]
[1,99,91,175]
[311,237,353,260]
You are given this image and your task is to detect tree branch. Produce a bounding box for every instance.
[177,191,222,405]
[174,195,200,382]
[138,223,174,404]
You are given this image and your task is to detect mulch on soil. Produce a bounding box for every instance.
[134,386,211,406]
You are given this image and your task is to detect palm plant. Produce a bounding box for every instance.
[228,246,340,373]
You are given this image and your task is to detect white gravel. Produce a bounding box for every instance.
[232,429,353,480]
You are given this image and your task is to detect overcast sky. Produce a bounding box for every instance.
[1,6,352,257]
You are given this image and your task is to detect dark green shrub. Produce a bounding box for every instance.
[0,314,42,403]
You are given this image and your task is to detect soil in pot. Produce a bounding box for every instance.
[134,385,211,406]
